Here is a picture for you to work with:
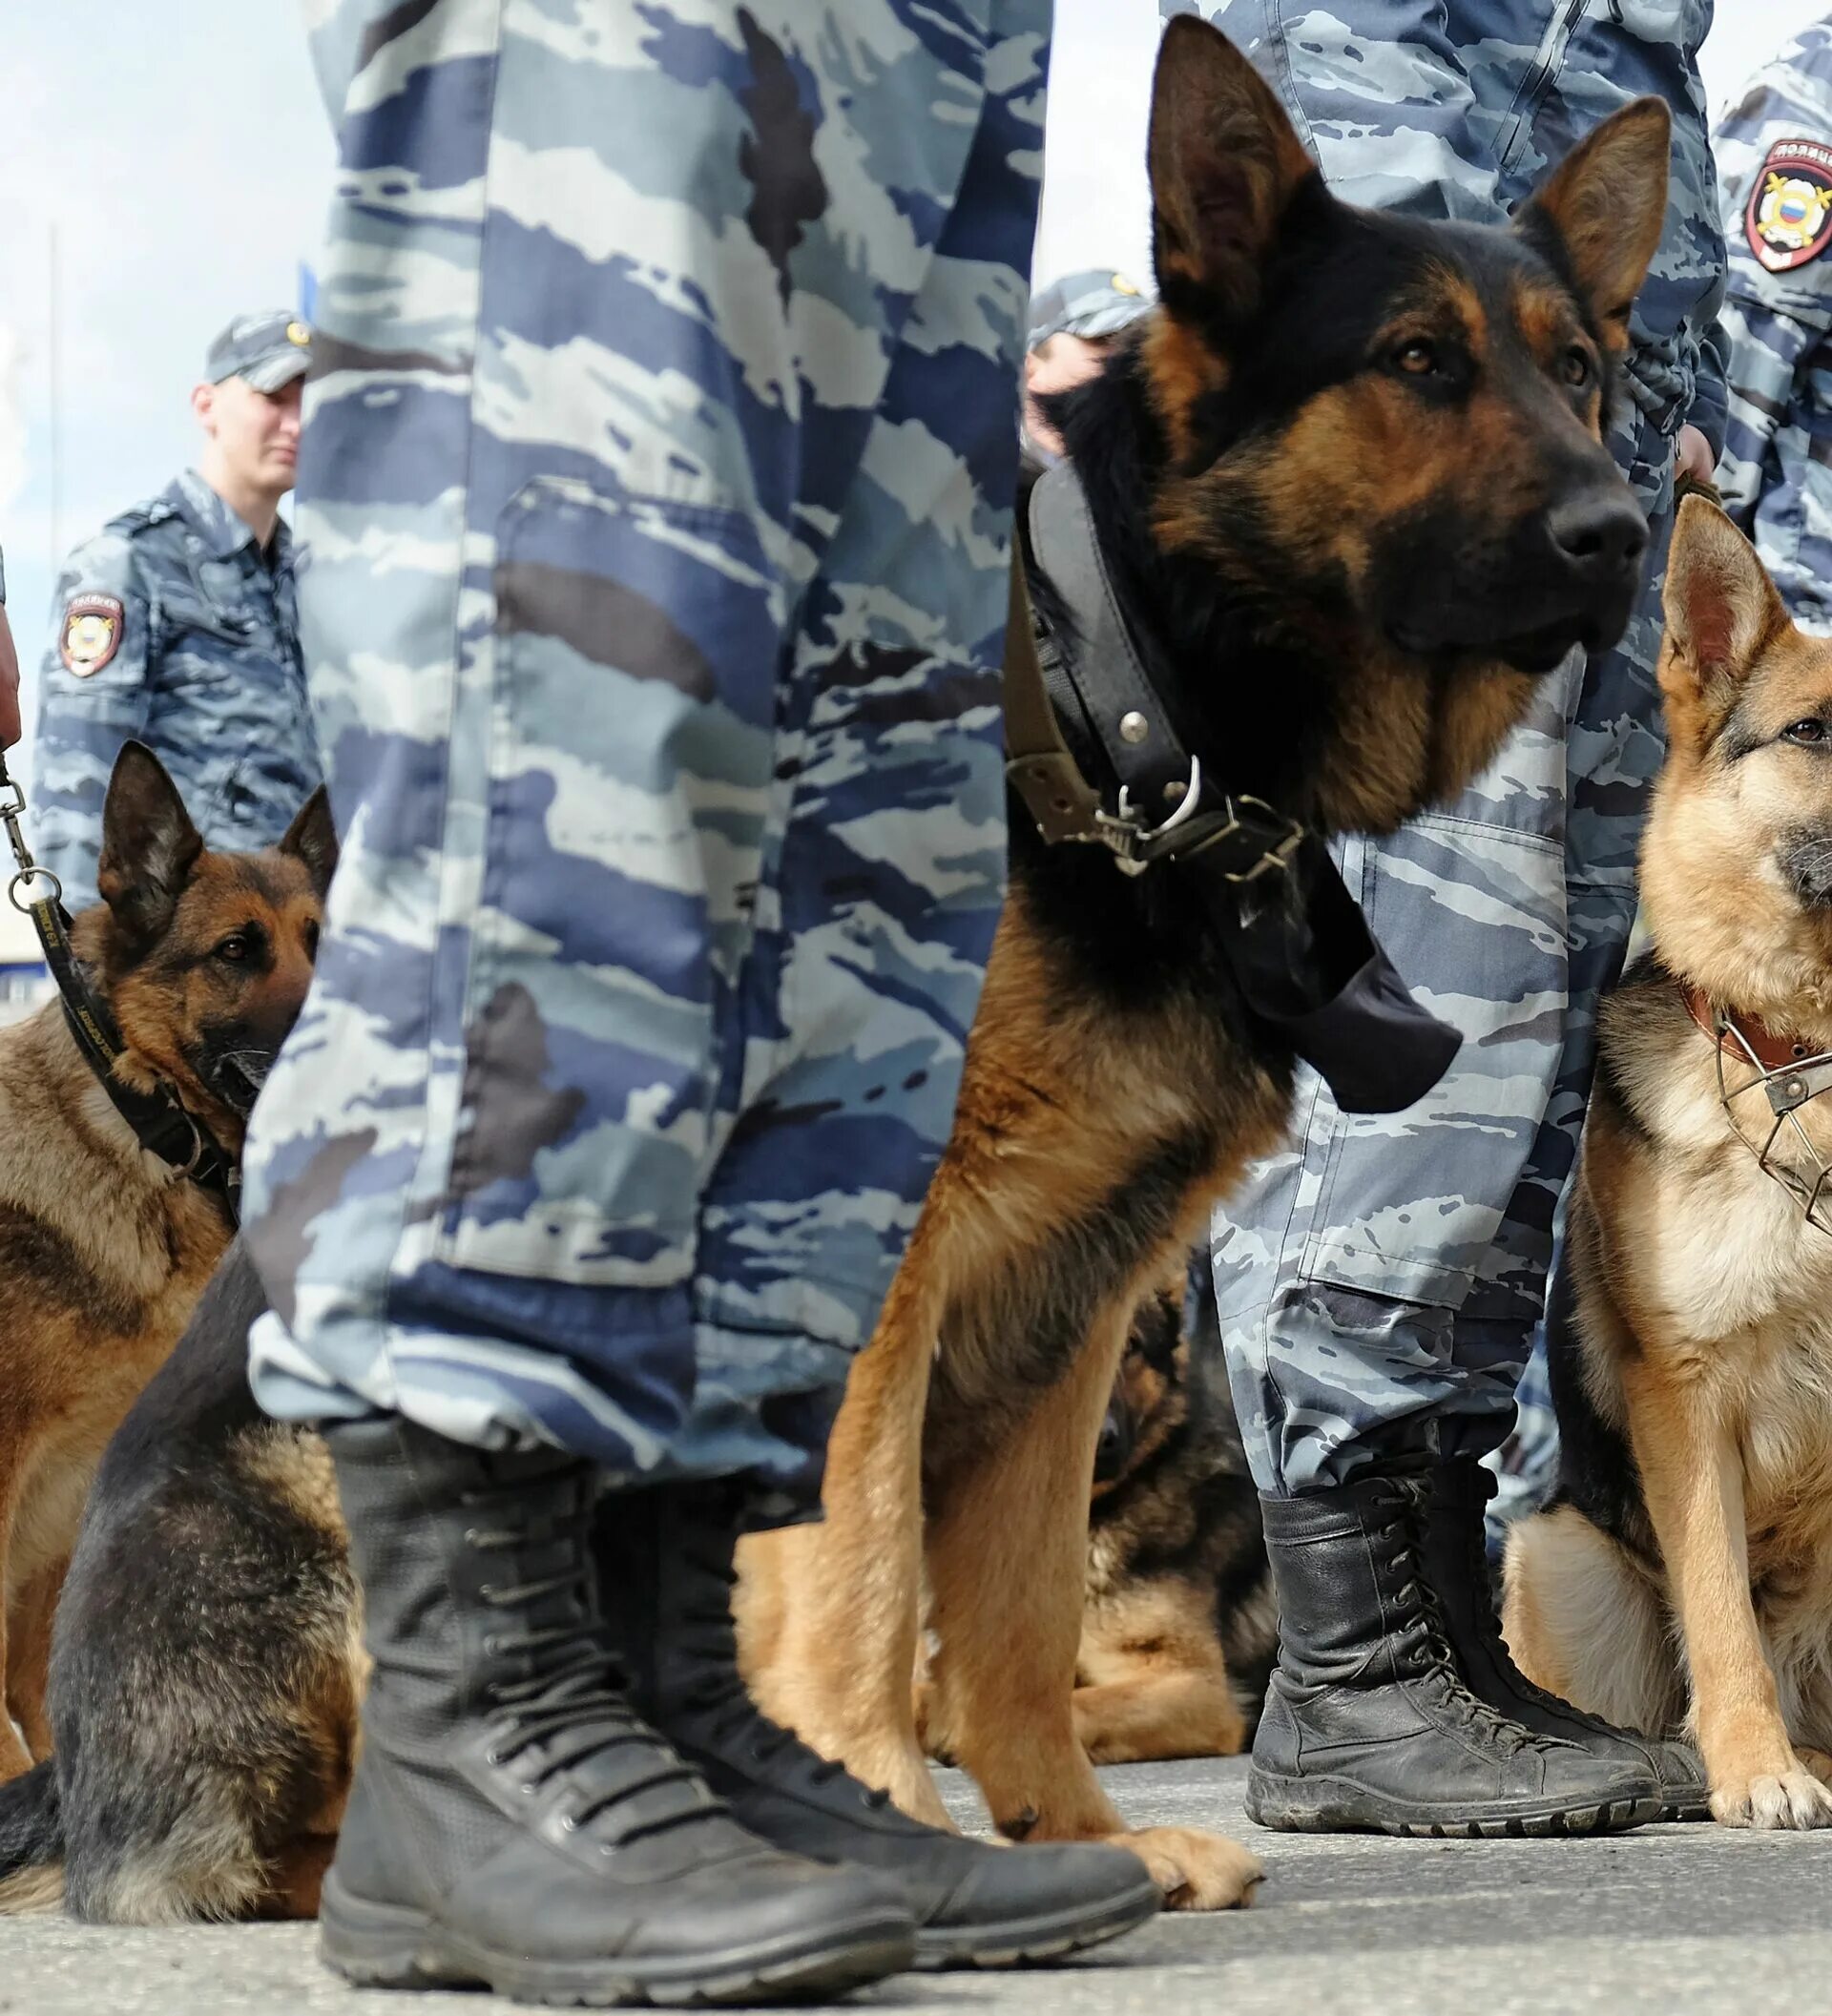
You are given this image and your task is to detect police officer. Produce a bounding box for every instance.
[1716,15,1832,632]
[1165,0,1722,1834]
[1023,268,1153,461]
[239,7,1155,2006]
[33,312,321,912]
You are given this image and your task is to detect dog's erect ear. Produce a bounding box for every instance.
[1148,16,1317,323]
[1516,97,1670,352]
[1661,495,1790,706]
[279,786,339,900]
[96,741,204,942]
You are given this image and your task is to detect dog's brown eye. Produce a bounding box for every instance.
[1562,347,1592,388]
[1785,718,1828,745]
[215,934,251,964]
[1395,340,1440,376]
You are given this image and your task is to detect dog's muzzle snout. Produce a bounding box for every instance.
[1544,488,1649,586]
[214,1050,276,1115]
[1782,832,1832,911]
[1094,1403,1134,1485]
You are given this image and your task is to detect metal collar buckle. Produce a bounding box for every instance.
[1093,753,1212,877]
[1208,797,1306,885]
[1093,756,1306,884]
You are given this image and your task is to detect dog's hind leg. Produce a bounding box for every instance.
[0,1448,35,1782]
[923,1302,1261,1909]
[739,1250,950,1828]
[1503,1504,1681,1737]
[9,1560,65,1762]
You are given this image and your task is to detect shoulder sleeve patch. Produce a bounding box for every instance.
[60,593,126,677]
[1746,138,1832,273]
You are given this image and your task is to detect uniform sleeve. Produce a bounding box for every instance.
[1716,293,1821,527]
[1712,73,1832,533]
[31,532,154,916]
[1688,316,1730,463]
[1160,0,1503,223]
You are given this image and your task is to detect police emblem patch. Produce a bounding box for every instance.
[60,593,124,677]
[1747,139,1832,273]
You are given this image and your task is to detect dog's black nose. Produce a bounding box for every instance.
[1093,1406,1130,1484]
[1545,491,1649,581]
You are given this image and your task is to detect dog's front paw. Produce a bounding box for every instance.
[1709,1763,1832,1830]
[1105,1825,1262,1911]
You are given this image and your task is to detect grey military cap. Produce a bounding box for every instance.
[204,310,313,393]
[1027,267,1153,350]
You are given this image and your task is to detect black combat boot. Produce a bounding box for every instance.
[593,1483,1164,1968]
[1425,1460,1709,1820]
[1246,1468,1662,1837]
[319,1420,917,2006]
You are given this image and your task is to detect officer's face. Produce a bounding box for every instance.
[1024,334,1113,460]
[199,375,302,503]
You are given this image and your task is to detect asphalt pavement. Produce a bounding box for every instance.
[5,1756,1826,2016]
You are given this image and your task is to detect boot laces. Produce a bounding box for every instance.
[674,1532,893,1813]
[1447,1490,1657,1749]
[1378,1504,1540,1756]
[463,1489,717,1841]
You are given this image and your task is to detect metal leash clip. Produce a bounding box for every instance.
[0,758,62,917]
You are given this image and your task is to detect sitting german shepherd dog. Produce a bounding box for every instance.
[737,19,1672,1905]
[0,743,331,1780]
[1504,499,1832,1832]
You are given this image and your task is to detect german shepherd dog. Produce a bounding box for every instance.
[1504,497,1832,1833]
[1076,1268,1275,1766]
[0,742,331,1782]
[0,1246,358,1921]
[737,18,1672,1908]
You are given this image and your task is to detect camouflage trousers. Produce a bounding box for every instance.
[1214,408,1676,1497]
[242,0,1050,1507]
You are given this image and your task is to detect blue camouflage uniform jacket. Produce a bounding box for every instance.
[33,468,322,912]
[1715,15,1832,633]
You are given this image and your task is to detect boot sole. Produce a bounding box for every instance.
[911,1871,1162,1970]
[1245,1774,1660,1839]
[320,1875,916,2007]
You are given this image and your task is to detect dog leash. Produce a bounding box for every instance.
[1004,459,1461,1116]
[0,749,239,1224]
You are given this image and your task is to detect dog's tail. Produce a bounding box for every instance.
[0,1761,65,1913]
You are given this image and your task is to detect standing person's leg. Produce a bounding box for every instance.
[1484,423,1680,1541]
[1419,416,1709,1819]
[239,2,1150,1998]
[1213,427,1701,1837]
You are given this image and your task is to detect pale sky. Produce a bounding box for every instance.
[0,1,1824,787]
